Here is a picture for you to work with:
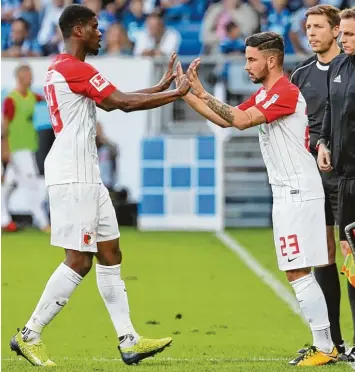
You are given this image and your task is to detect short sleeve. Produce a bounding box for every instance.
[56,61,116,104]
[237,91,257,111]
[254,83,299,123]
[2,97,15,121]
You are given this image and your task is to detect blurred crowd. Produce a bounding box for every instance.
[2,0,355,59]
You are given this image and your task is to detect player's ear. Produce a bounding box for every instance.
[332,25,340,39]
[267,55,276,69]
[73,24,84,38]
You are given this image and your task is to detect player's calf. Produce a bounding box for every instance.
[288,271,335,356]
[95,239,173,364]
[10,261,84,366]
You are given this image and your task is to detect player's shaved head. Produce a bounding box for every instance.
[245,32,285,66]
[59,4,96,39]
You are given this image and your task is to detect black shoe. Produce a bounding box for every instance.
[338,346,355,362]
[336,343,346,354]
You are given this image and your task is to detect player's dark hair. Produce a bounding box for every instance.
[306,5,340,28]
[245,32,284,65]
[58,4,96,39]
[340,7,355,20]
[13,17,30,31]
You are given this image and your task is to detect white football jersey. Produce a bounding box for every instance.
[238,76,324,203]
[43,54,116,186]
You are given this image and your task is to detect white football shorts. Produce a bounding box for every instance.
[48,183,120,252]
[272,198,328,271]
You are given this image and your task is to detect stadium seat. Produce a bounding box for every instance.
[174,22,202,56]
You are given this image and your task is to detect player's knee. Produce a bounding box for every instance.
[285,268,311,283]
[64,251,93,277]
[96,239,122,266]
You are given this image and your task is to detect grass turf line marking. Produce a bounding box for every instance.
[217,231,355,370]
[216,231,304,321]
[1,357,290,362]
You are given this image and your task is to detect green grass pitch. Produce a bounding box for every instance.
[2,228,353,371]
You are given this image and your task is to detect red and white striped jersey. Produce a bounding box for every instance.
[238,76,324,203]
[44,54,116,186]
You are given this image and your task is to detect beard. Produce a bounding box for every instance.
[251,64,269,84]
[312,38,335,54]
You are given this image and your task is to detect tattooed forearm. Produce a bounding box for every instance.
[204,94,234,125]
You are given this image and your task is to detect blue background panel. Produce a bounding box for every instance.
[197,194,215,215]
[142,138,164,160]
[197,136,215,160]
[170,167,191,188]
[140,194,164,215]
[141,136,218,220]
[198,167,215,187]
[142,167,164,187]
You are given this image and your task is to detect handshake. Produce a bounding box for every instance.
[153,51,238,129]
[156,52,206,100]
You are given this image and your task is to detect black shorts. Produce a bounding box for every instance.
[312,153,339,226]
[35,128,55,176]
[338,178,355,241]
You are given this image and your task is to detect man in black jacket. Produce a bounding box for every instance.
[290,4,349,359]
[318,7,355,360]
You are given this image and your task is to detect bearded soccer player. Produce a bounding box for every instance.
[10,4,190,367]
[289,5,353,361]
[178,32,337,366]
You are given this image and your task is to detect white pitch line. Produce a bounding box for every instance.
[216,231,355,370]
[216,231,305,321]
[1,357,289,363]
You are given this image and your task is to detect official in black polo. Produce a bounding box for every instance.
[290,4,347,357]
[318,7,355,360]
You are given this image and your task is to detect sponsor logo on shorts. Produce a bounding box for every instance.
[290,189,299,195]
[83,231,95,246]
[287,256,299,262]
